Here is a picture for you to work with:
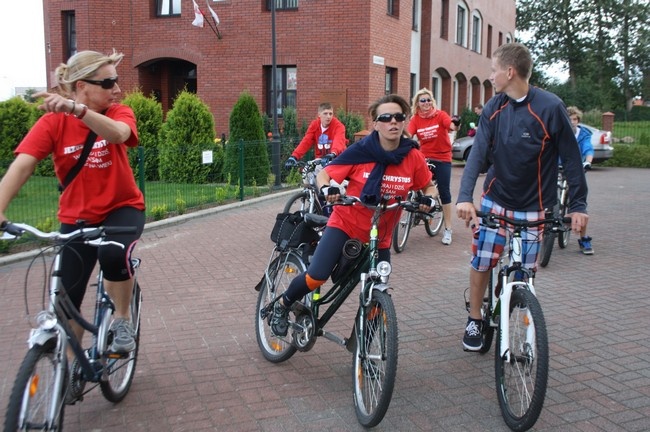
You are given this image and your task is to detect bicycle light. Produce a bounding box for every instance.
[377,261,392,277]
[34,310,58,330]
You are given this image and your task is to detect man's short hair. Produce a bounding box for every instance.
[494,43,533,80]
[318,102,333,112]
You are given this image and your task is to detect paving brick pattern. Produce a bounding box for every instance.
[1,166,649,431]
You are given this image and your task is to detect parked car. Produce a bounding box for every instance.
[451,123,614,163]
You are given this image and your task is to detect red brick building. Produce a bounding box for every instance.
[42,0,515,135]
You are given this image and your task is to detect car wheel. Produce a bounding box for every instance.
[463,147,472,161]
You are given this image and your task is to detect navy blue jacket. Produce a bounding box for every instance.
[457,86,588,213]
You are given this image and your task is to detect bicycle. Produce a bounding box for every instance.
[254,195,414,427]
[392,160,444,253]
[464,211,569,432]
[538,167,571,267]
[1,222,142,432]
[282,158,327,216]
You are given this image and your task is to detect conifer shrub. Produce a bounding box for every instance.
[159,91,219,184]
[224,91,270,186]
[122,90,163,181]
[0,97,43,176]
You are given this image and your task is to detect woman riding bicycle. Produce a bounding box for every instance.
[270,94,438,336]
[0,49,145,354]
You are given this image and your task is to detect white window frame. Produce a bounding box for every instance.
[471,11,482,53]
[455,2,469,47]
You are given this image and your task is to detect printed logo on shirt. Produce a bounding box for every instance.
[318,134,331,150]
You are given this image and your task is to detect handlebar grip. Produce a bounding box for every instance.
[103,226,138,235]
[0,222,24,236]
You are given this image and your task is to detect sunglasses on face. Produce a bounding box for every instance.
[81,77,119,89]
[419,98,432,103]
[375,112,407,123]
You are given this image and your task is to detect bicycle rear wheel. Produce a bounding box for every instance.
[352,290,398,427]
[255,252,305,362]
[557,192,570,249]
[100,281,142,402]
[4,339,66,432]
[495,288,548,432]
[424,197,444,237]
[283,190,323,216]
[392,208,412,253]
[538,225,555,268]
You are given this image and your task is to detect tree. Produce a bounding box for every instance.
[122,90,163,181]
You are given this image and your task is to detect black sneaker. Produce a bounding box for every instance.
[270,301,289,336]
[462,318,483,351]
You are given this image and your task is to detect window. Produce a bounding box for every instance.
[388,0,400,17]
[455,3,468,47]
[385,68,397,95]
[440,0,449,40]
[63,11,76,60]
[471,12,482,53]
[266,66,297,117]
[410,73,417,100]
[487,24,493,58]
[267,0,298,10]
[412,0,419,31]
[157,0,181,16]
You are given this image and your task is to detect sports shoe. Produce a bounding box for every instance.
[441,228,452,245]
[109,318,136,353]
[578,236,594,255]
[462,318,483,351]
[270,301,289,336]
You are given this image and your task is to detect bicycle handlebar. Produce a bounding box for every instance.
[475,211,571,229]
[1,222,137,247]
[334,195,423,213]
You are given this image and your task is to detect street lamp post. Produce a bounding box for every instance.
[271,0,281,187]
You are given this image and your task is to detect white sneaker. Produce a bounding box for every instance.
[442,228,452,245]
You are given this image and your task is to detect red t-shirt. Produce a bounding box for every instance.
[324,149,432,249]
[407,111,453,162]
[291,117,347,159]
[15,104,145,225]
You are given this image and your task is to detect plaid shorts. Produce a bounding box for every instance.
[470,196,544,272]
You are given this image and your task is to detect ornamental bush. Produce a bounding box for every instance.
[0,97,43,176]
[224,91,270,186]
[122,90,163,181]
[158,91,220,184]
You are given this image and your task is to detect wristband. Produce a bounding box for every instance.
[75,103,88,120]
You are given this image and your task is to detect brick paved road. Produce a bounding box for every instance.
[1,167,649,431]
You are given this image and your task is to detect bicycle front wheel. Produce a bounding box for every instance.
[4,339,66,432]
[538,225,555,268]
[424,198,444,237]
[255,252,305,363]
[352,290,398,428]
[100,281,142,402]
[495,288,548,432]
[557,193,571,249]
[392,209,412,253]
[283,190,322,216]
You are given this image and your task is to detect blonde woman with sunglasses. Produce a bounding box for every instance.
[0,49,145,355]
[408,89,459,245]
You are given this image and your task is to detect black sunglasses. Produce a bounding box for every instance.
[419,98,432,103]
[81,77,119,89]
[375,112,407,123]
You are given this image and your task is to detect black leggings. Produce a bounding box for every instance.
[282,227,390,306]
[59,207,145,311]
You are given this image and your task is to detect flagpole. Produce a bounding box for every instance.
[271,0,281,187]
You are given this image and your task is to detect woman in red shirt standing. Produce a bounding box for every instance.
[407,88,459,245]
[0,49,144,355]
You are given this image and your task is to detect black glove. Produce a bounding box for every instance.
[583,161,592,171]
[284,156,297,170]
[320,185,341,197]
[321,153,336,164]
[451,115,461,127]
[418,195,435,208]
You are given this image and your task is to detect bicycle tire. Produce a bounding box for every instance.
[255,252,306,362]
[100,281,142,402]
[4,339,66,432]
[283,190,323,216]
[538,225,555,268]
[352,290,398,427]
[424,197,444,237]
[392,208,412,253]
[479,271,498,354]
[495,288,548,432]
[557,189,570,249]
